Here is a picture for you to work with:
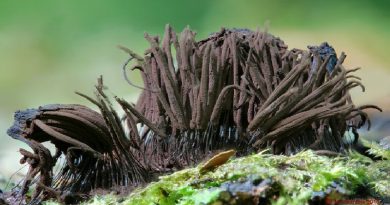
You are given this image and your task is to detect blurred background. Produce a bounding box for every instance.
[1,0,389,183]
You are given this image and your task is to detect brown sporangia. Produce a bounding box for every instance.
[7,81,147,204]
[5,25,381,204]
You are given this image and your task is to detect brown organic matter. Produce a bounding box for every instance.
[5,25,381,204]
[200,149,236,172]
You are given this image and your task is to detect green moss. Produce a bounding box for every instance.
[44,147,390,205]
[120,149,389,205]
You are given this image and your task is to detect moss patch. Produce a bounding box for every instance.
[44,144,390,205]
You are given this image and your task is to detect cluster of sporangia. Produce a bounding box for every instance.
[7,25,381,202]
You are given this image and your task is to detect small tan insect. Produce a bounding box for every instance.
[200,149,236,172]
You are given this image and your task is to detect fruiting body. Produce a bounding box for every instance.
[125,26,380,161]
[6,26,381,204]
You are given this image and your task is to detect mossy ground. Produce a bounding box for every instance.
[43,142,389,204]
